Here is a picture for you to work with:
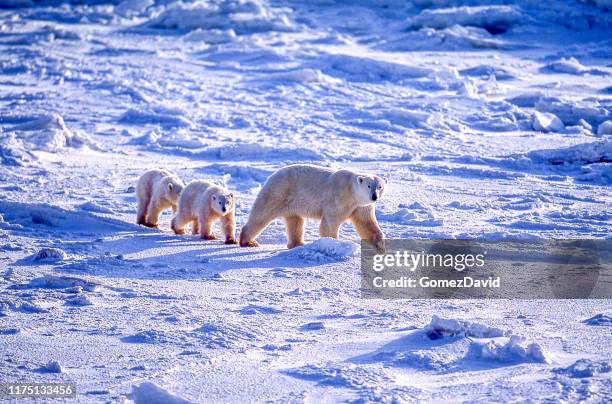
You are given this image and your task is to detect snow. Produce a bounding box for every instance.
[597,120,612,135]
[30,247,68,261]
[143,0,293,34]
[1,0,611,401]
[42,360,63,373]
[279,238,359,264]
[129,381,191,404]
[555,358,612,378]
[425,315,505,339]
[532,111,565,133]
[408,5,522,34]
[542,57,608,76]
[583,313,612,326]
[468,335,549,364]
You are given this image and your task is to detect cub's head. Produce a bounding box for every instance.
[163,176,184,204]
[353,174,386,206]
[211,191,235,216]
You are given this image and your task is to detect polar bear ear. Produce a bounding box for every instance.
[168,183,173,191]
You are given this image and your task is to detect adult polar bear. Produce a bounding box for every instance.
[240,164,386,253]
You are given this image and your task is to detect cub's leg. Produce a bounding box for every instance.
[191,219,199,236]
[136,188,151,226]
[137,197,149,226]
[145,199,165,227]
[350,205,385,253]
[284,216,305,249]
[170,211,190,235]
[199,213,217,240]
[239,208,278,247]
[221,212,237,245]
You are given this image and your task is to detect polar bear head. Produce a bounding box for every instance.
[161,176,184,205]
[353,174,386,206]
[211,191,235,216]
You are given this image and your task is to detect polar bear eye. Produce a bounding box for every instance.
[367,185,370,189]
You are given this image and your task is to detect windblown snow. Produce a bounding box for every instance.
[0,0,611,402]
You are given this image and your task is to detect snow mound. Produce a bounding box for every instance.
[42,360,63,373]
[322,54,431,83]
[0,133,35,166]
[528,139,611,165]
[143,0,293,34]
[407,6,522,34]
[18,301,49,314]
[31,247,68,262]
[28,275,100,291]
[199,163,272,185]
[10,113,98,153]
[535,96,611,127]
[65,294,94,306]
[425,315,505,339]
[555,359,612,378]
[280,238,359,264]
[532,111,564,133]
[199,143,326,162]
[122,330,182,345]
[0,201,132,233]
[262,68,341,85]
[542,57,608,76]
[191,322,261,349]
[583,313,612,326]
[119,106,193,128]
[183,28,237,44]
[115,0,155,19]
[468,335,549,363]
[129,381,192,404]
[597,120,612,136]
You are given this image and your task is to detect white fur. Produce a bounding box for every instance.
[239,164,386,252]
[136,169,184,228]
[171,180,237,244]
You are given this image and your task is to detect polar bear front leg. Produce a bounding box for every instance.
[350,205,385,254]
[221,212,237,245]
[239,210,276,247]
[284,216,305,249]
[191,219,199,236]
[146,200,164,227]
[170,212,188,235]
[199,213,217,240]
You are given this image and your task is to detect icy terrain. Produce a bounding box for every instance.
[0,0,611,402]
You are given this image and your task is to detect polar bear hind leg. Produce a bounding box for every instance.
[284,216,305,249]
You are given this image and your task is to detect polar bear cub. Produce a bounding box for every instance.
[136,169,185,228]
[239,164,386,253]
[171,180,237,244]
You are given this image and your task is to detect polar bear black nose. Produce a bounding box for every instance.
[222,207,227,213]
[372,194,378,201]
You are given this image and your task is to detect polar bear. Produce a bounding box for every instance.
[239,164,386,253]
[136,169,184,228]
[170,180,237,244]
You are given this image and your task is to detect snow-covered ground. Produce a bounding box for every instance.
[1,0,611,402]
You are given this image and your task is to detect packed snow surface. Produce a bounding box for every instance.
[0,0,611,402]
